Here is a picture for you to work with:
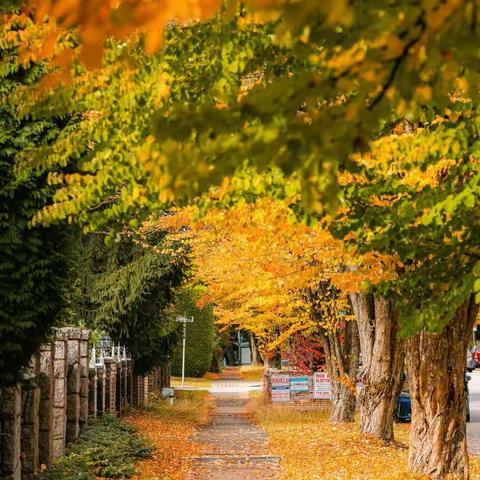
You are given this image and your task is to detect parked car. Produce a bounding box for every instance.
[472,347,480,368]
[467,351,476,372]
[394,375,471,423]
[394,392,411,422]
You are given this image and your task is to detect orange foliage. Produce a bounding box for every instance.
[156,197,395,356]
[127,393,211,480]
[13,0,221,86]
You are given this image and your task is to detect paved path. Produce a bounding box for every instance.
[187,369,280,480]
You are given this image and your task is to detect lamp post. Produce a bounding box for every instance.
[98,335,113,357]
[175,314,194,388]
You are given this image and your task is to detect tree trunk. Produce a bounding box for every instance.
[349,293,404,441]
[320,319,360,423]
[331,381,357,422]
[249,333,260,365]
[406,297,479,479]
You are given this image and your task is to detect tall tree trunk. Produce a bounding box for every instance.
[349,293,404,441]
[320,319,360,423]
[406,297,479,479]
[249,333,260,365]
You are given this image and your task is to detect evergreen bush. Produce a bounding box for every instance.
[39,416,153,480]
[171,289,215,378]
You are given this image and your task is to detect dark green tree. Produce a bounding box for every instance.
[0,15,71,385]
[68,229,190,374]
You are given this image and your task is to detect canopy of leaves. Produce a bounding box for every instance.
[0,14,72,385]
[333,116,480,334]
[160,195,389,355]
[6,1,480,336]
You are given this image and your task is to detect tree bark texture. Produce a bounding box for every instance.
[406,297,479,480]
[349,293,404,441]
[249,333,260,365]
[309,281,360,423]
[320,319,360,423]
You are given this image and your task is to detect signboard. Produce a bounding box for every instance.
[271,374,290,388]
[271,387,290,403]
[271,374,290,403]
[289,376,309,392]
[314,372,332,399]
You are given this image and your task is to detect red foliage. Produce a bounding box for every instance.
[287,334,325,373]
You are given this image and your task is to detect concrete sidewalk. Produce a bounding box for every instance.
[187,391,280,480]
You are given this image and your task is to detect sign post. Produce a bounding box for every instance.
[175,314,194,388]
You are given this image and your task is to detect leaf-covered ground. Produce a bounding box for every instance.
[127,390,211,480]
[170,376,213,389]
[250,395,480,480]
[240,365,266,381]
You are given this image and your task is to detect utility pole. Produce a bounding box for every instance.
[176,314,194,388]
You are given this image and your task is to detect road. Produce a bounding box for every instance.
[468,370,480,454]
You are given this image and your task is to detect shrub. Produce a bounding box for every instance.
[171,289,215,378]
[39,416,154,480]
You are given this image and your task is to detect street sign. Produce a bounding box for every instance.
[176,315,194,323]
[313,372,332,399]
[290,376,309,392]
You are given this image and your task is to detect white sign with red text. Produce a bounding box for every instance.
[314,372,332,399]
[271,374,290,403]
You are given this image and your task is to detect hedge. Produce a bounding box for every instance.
[171,288,215,378]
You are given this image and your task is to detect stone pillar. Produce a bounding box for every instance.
[96,364,105,416]
[104,358,117,415]
[132,375,141,408]
[148,370,155,396]
[122,360,128,413]
[115,360,122,415]
[79,333,90,430]
[21,354,41,480]
[88,367,97,418]
[38,344,54,469]
[52,333,67,459]
[54,327,91,443]
[144,375,149,405]
[65,330,81,443]
[164,362,171,388]
[0,385,22,480]
[125,360,133,410]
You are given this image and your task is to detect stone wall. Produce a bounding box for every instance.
[0,329,168,480]
[20,355,40,480]
[0,385,21,480]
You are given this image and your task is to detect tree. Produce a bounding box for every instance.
[307,281,360,423]
[0,13,72,385]
[333,121,480,477]
[171,288,215,378]
[6,2,480,476]
[167,195,386,423]
[68,227,190,374]
[348,293,404,441]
